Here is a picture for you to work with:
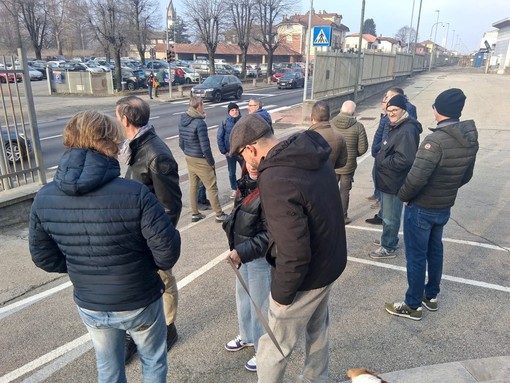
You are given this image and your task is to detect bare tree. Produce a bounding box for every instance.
[395,25,417,50]
[0,0,24,49]
[124,0,159,64]
[46,0,70,56]
[18,0,50,59]
[253,0,293,81]
[229,0,254,78]
[86,0,128,90]
[182,0,227,74]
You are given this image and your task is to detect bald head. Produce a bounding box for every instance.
[340,100,356,116]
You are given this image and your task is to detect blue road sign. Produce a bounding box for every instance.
[313,26,332,47]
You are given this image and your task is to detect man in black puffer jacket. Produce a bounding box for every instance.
[29,111,181,383]
[385,88,478,321]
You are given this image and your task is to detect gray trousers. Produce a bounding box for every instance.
[257,283,333,383]
[338,173,354,217]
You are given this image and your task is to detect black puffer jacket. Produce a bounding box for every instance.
[375,116,422,194]
[29,148,181,312]
[126,127,182,226]
[258,131,347,305]
[222,174,268,264]
[399,119,478,209]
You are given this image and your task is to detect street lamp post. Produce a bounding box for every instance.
[166,3,173,99]
[451,29,455,51]
[444,22,450,51]
[428,10,440,72]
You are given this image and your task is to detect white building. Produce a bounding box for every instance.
[492,17,510,74]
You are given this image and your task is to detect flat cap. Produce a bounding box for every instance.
[229,114,272,156]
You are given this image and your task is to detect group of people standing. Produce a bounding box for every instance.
[27,82,478,382]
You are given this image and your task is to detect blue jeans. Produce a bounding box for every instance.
[226,154,244,191]
[236,257,271,351]
[404,204,451,309]
[148,85,153,98]
[198,182,207,203]
[380,192,403,251]
[77,298,167,383]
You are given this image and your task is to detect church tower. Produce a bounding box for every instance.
[167,0,176,31]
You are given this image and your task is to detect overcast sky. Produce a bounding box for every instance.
[159,0,509,54]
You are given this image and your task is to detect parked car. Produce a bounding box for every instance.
[191,75,243,103]
[27,61,48,79]
[27,66,44,81]
[214,63,241,77]
[271,68,290,82]
[190,62,210,78]
[113,69,145,91]
[1,128,32,163]
[0,68,22,83]
[180,67,200,84]
[277,72,305,89]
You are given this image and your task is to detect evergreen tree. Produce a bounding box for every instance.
[363,18,376,36]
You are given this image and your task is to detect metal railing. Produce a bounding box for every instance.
[0,49,46,192]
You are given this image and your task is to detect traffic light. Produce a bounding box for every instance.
[167,45,175,63]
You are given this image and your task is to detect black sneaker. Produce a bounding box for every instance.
[124,333,137,364]
[166,323,178,351]
[191,213,206,222]
[365,214,383,225]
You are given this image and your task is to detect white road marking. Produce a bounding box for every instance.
[40,135,62,141]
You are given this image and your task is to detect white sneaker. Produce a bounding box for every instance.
[230,190,236,199]
[224,335,253,352]
[245,355,256,372]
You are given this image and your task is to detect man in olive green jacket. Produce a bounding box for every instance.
[331,100,368,224]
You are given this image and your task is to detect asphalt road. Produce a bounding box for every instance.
[0,68,509,383]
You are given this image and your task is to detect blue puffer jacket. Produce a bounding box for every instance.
[29,148,181,312]
[217,113,241,155]
[178,108,215,166]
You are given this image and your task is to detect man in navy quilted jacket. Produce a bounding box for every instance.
[29,110,181,383]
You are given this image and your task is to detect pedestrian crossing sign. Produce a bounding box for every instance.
[313,26,331,47]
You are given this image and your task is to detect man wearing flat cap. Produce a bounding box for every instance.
[370,94,422,260]
[229,114,347,382]
[385,88,479,321]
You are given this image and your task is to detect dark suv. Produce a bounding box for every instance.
[1,129,32,163]
[190,75,243,102]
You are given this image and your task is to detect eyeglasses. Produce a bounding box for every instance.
[386,108,401,115]
[238,146,247,158]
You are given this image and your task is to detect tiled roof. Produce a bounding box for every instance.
[346,33,378,43]
[153,42,301,56]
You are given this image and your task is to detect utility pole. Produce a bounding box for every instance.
[166,1,173,99]
[353,0,365,102]
[411,0,423,72]
[303,0,313,102]
[428,10,440,72]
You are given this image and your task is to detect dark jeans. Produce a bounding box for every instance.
[403,204,451,309]
[338,173,353,217]
[198,182,207,203]
[226,154,244,191]
[380,192,403,251]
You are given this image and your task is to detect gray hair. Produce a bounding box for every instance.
[190,96,203,109]
[340,100,356,115]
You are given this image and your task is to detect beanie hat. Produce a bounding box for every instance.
[433,88,466,118]
[229,114,271,156]
[228,102,239,113]
[386,94,407,111]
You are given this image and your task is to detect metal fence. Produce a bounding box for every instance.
[50,70,114,95]
[312,51,431,99]
[0,49,46,192]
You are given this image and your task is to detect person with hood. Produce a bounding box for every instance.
[217,102,244,198]
[229,114,347,383]
[331,100,369,224]
[29,110,181,383]
[247,98,273,130]
[222,161,270,373]
[178,96,227,223]
[385,88,478,321]
[370,94,422,260]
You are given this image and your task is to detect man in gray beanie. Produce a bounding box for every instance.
[370,94,422,260]
[385,88,478,321]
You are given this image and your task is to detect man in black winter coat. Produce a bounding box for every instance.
[385,88,478,321]
[370,94,422,260]
[229,114,347,383]
[116,95,182,361]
